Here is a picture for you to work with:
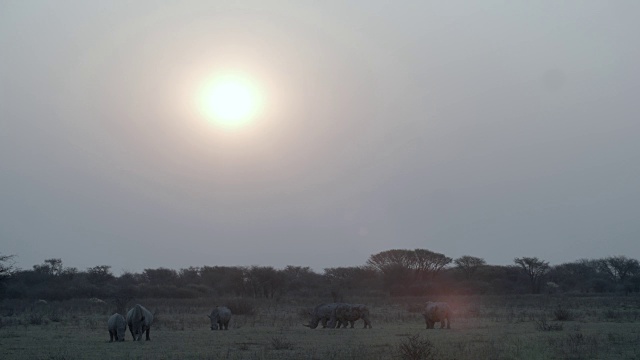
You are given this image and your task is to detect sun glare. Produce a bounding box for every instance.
[200,75,262,128]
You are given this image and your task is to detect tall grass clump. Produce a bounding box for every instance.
[270,336,294,350]
[397,334,435,360]
[535,317,563,331]
[28,313,44,325]
[553,306,573,321]
[227,298,256,315]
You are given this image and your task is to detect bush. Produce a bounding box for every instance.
[270,336,294,350]
[554,306,573,321]
[227,298,255,316]
[28,313,44,325]
[397,334,435,360]
[535,318,563,331]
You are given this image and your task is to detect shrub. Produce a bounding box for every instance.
[227,298,255,316]
[270,336,294,350]
[48,309,63,323]
[405,303,424,314]
[554,306,573,321]
[28,313,44,325]
[535,318,563,331]
[397,334,435,360]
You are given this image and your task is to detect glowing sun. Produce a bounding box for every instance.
[199,75,262,127]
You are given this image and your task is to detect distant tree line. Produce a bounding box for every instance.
[0,250,639,301]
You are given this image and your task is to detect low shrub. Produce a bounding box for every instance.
[554,306,573,321]
[270,336,294,350]
[397,334,435,360]
[535,318,563,331]
[227,298,255,316]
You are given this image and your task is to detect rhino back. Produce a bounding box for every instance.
[108,313,125,330]
[140,305,153,326]
[317,303,340,317]
[127,304,152,328]
[424,302,451,320]
[217,306,232,322]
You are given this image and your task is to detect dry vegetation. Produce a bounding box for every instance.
[1,295,639,360]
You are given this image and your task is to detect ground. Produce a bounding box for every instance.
[1,295,639,359]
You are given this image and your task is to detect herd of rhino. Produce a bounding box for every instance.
[107,301,451,341]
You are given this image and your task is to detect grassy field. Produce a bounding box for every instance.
[1,295,639,359]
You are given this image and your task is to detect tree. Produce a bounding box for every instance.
[87,265,114,285]
[413,249,452,280]
[244,266,285,298]
[200,266,246,296]
[598,256,640,284]
[514,257,550,294]
[454,256,486,280]
[366,249,415,292]
[281,266,323,294]
[178,267,201,286]
[0,253,16,299]
[143,268,178,287]
[45,258,63,276]
[366,249,452,294]
[0,253,16,280]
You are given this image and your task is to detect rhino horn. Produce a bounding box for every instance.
[302,323,311,328]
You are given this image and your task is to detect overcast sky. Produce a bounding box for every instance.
[1,1,639,274]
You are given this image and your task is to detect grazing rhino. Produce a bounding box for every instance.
[423,301,451,329]
[328,303,372,329]
[303,303,340,329]
[126,304,154,341]
[108,313,126,342]
[208,306,232,330]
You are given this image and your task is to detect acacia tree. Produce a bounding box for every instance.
[366,249,414,290]
[366,249,452,293]
[413,249,452,280]
[454,255,486,280]
[548,259,600,292]
[87,265,114,286]
[0,253,16,279]
[0,254,16,299]
[514,257,550,294]
[598,256,640,284]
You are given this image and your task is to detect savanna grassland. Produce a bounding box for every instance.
[1,295,640,360]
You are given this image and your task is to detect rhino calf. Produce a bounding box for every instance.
[126,304,154,341]
[208,306,232,330]
[328,303,372,329]
[304,303,339,329]
[423,301,451,329]
[108,313,126,342]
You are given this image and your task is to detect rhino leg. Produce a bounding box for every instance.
[109,330,114,342]
[145,327,151,341]
[426,319,434,329]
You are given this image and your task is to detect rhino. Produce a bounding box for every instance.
[423,301,451,329]
[108,313,126,342]
[208,306,232,330]
[126,304,154,341]
[303,303,340,329]
[328,303,372,329]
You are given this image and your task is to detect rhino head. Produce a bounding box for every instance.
[302,310,321,329]
[208,313,218,330]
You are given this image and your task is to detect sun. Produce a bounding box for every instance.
[199,75,262,128]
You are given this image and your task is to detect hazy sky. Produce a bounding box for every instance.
[2,1,639,274]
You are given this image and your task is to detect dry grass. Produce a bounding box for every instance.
[0,295,638,359]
